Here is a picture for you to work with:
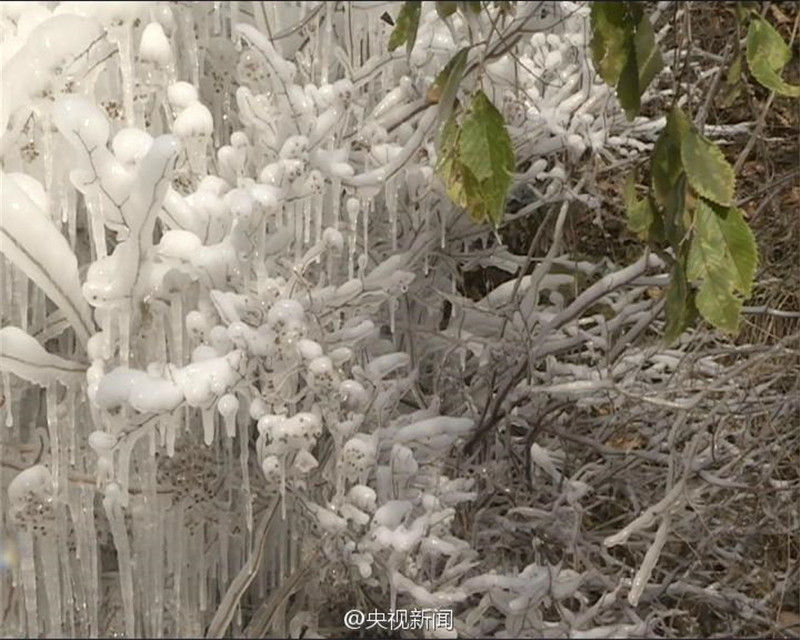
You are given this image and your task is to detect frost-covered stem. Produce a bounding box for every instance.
[342,107,439,188]
[627,513,671,606]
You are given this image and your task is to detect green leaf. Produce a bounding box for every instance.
[616,45,641,119]
[590,2,630,86]
[717,53,744,108]
[458,90,514,225]
[694,268,742,334]
[436,112,465,205]
[746,16,800,97]
[625,170,655,240]
[687,200,757,334]
[679,122,736,207]
[429,47,469,122]
[651,111,684,207]
[633,13,663,92]
[734,1,758,24]
[708,204,758,296]
[591,3,663,119]
[435,92,514,226]
[663,261,696,344]
[458,1,482,15]
[388,2,422,55]
[435,1,458,19]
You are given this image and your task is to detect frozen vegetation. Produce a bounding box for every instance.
[0,1,797,638]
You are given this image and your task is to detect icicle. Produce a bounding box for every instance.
[201,407,215,446]
[362,197,370,273]
[170,293,184,365]
[346,198,359,280]
[230,1,239,46]
[57,512,76,637]
[45,384,60,496]
[293,202,302,264]
[198,526,207,612]
[314,192,323,246]
[42,116,55,221]
[331,178,342,227]
[389,300,396,336]
[113,22,136,127]
[81,486,99,636]
[239,415,252,533]
[3,371,12,428]
[213,1,223,34]
[218,519,229,586]
[181,10,200,87]
[119,308,131,366]
[151,497,165,638]
[17,528,38,636]
[280,457,286,520]
[102,310,114,360]
[321,2,333,84]
[67,389,76,466]
[39,534,63,636]
[31,287,45,334]
[170,506,184,636]
[386,177,398,252]
[90,193,108,259]
[118,424,152,502]
[185,135,209,178]
[166,413,177,457]
[303,199,311,245]
[66,183,78,249]
[17,272,28,332]
[103,484,135,636]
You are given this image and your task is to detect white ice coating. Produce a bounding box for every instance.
[139,22,172,65]
[1,174,95,344]
[372,500,412,528]
[7,465,53,507]
[0,3,671,635]
[0,326,86,388]
[167,81,199,109]
[0,12,105,132]
[95,367,183,413]
[173,102,214,137]
[364,352,411,382]
[112,128,155,167]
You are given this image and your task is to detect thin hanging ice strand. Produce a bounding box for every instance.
[230,1,239,45]
[41,114,56,224]
[45,384,61,496]
[321,2,334,85]
[112,19,136,127]
[362,197,370,276]
[17,527,38,636]
[90,193,108,259]
[38,529,63,636]
[197,525,207,612]
[170,506,185,636]
[239,413,253,534]
[77,485,99,636]
[346,197,360,279]
[17,272,28,332]
[103,484,136,636]
[3,371,12,428]
[119,307,131,367]
[170,293,184,365]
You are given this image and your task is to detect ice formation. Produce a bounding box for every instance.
[0,2,668,637]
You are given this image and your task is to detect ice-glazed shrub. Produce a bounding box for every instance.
[0,2,666,637]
